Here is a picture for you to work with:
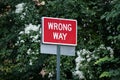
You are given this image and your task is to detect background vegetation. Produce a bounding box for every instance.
[0,0,120,80]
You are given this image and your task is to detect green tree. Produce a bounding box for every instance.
[0,0,47,80]
[0,0,120,80]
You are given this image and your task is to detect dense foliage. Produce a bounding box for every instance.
[0,0,120,80]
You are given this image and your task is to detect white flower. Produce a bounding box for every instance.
[82,49,91,55]
[107,47,114,56]
[27,49,31,55]
[15,3,25,13]
[75,56,84,63]
[91,53,99,59]
[77,51,80,57]
[30,35,39,42]
[20,12,26,20]
[40,1,45,5]
[82,49,87,55]
[79,49,91,55]
[75,62,80,70]
[36,50,39,54]
[19,24,40,35]
[83,38,86,41]
[29,59,32,65]
[98,44,106,50]
[48,72,53,78]
[86,54,90,58]
[75,62,83,70]
[18,37,21,40]
[32,52,35,54]
[19,31,24,34]
[15,41,19,46]
[39,28,42,34]
[87,58,91,62]
[73,70,84,79]
[20,40,25,43]
[24,23,40,34]
[75,52,85,70]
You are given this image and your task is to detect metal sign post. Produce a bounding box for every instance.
[56,45,60,80]
[41,17,77,80]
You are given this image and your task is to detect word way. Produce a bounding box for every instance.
[53,32,67,40]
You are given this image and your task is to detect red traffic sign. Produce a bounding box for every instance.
[42,17,77,46]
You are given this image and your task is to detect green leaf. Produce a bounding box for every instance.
[94,56,114,65]
[100,71,111,78]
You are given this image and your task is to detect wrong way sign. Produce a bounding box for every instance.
[42,17,77,46]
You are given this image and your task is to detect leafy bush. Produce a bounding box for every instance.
[0,0,120,80]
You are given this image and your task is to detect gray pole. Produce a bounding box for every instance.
[56,0,60,79]
[56,45,60,80]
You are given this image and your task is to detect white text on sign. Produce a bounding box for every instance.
[48,22,72,40]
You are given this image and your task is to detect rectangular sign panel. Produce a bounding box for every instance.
[42,17,77,46]
[41,43,75,56]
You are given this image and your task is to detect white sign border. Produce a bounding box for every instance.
[42,17,77,46]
